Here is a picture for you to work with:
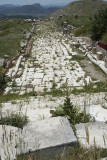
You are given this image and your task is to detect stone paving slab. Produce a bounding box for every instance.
[19,117,77,155]
[0,117,77,160]
[4,28,92,95]
[85,104,107,122]
[75,123,107,149]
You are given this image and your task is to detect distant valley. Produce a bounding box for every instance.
[0,3,61,17]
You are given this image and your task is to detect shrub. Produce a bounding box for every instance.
[73,25,91,37]
[91,8,107,40]
[101,32,107,44]
[50,96,91,125]
[0,113,28,129]
[0,67,6,89]
[0,30,10,36]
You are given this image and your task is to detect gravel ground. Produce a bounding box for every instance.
[80,59,107,82]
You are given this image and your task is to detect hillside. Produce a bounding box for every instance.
[0,19,32,59]
[0,19,107,160]
[0,3,60,17]
[51,0,107,17]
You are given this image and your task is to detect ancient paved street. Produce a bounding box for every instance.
[0,20,107,160]
[5,22,91,95]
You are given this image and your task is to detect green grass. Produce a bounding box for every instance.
[0,113,28,129]
[72,82,107,94]
[73,25,91,37]
[41,81,107,97]
[42,89,64,97]
[0,92,37,103]
[56,15,91,28]
[101,32,107,44]
[71,55,85,61]
[0,19,31,59]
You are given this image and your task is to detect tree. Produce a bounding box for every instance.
[0,67,6,89]
[51,95,91,125]
[91,8,107,40]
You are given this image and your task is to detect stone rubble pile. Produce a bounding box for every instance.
[70,35,107,74]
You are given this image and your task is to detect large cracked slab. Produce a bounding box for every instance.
[19,117,77,154]
[0,117,77,160]
[75,123,107,149]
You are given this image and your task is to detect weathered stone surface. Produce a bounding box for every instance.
[0,58,5,67]
[26,32,31,41]
[75,123,107,149]
[0,125,22,160]
[87,104,107,122]
[100,158,107,160]
[92,47,97,54]
[0,117,77,159]
[97,52,104,60]
[19,117,77,157]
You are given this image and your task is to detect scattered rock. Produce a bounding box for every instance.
[97,52,104,60]
[92,47,97,54]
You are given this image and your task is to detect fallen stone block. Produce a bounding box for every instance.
[0,117,77,160]
[19,117,77,158]
[92,47,97,54]
[75,122,107,149]
[97,52,104,60]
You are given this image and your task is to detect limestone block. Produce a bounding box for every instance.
[97,52,104,60]
[85,104,107,122]
[92,47,97,54]
[34,73,44,79]
[75,123,107,149]
[19,117,77,157]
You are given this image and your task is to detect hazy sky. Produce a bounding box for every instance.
[0,0,76,5]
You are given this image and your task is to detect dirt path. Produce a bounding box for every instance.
[80,59,107,82]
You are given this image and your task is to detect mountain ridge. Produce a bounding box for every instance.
[0,3,61,17]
